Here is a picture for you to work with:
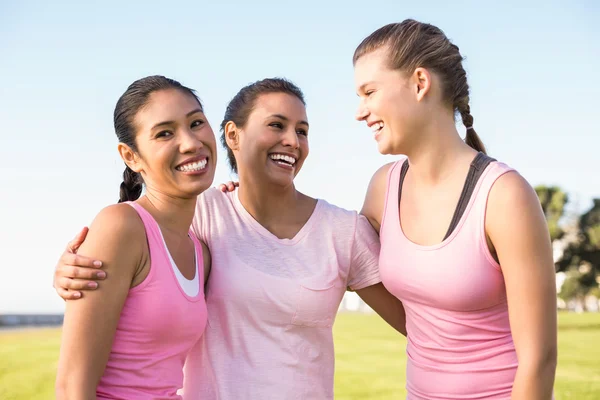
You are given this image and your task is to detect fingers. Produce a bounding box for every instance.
[66,227,90,253]
[218,181,239,192]
[56,276,99,291]
[226,182,237,192]
[60,252,103,269]
[58,264,106,281]
[56,287,82,300]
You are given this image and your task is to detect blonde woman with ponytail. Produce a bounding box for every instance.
[355,20,557,399]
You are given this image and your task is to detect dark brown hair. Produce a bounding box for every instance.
[353,19,486,154]
[113,75,202,202]
[220,78,306,173]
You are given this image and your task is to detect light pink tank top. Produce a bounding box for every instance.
[96,202,207,400]
[379,157,518,399]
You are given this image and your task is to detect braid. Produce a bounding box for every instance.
[118,166,143,203]
[456,97,486,154]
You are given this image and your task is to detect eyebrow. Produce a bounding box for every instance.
[269,113,309,127]
[151,108,204,130]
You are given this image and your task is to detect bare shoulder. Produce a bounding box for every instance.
[487,170,541,218]
[79,203,147,273]
[360,161,397,232]
[485,170,550,254]
[369,161,396,191]
[88,203,146,240]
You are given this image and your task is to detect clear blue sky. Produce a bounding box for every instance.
[0,0,597,313]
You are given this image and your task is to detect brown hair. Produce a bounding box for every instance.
[220,77,306,173]
[353,19,486,154]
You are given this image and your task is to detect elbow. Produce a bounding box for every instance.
[520,345,558,380]
[55,374,94,400]
[539,344,558,374]
[54,375,70,400]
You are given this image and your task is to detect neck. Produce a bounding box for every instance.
[237,172,301,225]
[139,188,198,236]
[405,113,476,184]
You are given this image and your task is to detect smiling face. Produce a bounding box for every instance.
[226,92,309,188]
[354,47,428,155]
[119,88,217,199]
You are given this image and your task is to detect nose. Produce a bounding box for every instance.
[180,127,204,153]
[355,100,369,121]
[281,127,299,149]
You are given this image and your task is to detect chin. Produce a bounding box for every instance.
[267,173,295,188]
[377,140,394,155]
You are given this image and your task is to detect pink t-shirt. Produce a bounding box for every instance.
[182,188,381,399]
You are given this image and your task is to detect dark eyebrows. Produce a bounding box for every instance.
[269,113,309,128]
[151,108,204,130]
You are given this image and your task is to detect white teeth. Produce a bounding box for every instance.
[371,122,384,133]
[177,159,207,172]
[269,154,296,165]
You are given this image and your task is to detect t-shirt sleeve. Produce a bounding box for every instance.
[191,195,209,246]
[346,214,382,291]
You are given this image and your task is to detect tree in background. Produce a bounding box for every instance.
[556,199,600,308]
[534,186,600,309]
[535,185,569,242]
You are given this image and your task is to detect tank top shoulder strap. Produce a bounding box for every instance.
[380,156,408,233]
[471,159,515,209]
[125,202,167,261]
[466,159,516,240]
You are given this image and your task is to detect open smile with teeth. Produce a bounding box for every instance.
[176,159,208,172]
[371,122,384,133]
[269,153,297,167]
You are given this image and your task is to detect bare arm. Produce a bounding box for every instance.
[486,172,557,400]
[55,204,145,399]
[360,162,394,233]
[53,220,212,297]
[356,283,407,336]
[356,163,406,335]
[53,228,106,299]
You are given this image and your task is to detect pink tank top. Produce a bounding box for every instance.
[96,202,207,400]
[379,157,518,399]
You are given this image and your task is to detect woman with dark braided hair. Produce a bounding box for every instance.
[355,20,557,399]
[55,75,217,399]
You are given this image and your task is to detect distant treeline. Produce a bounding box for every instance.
[0,314,63,328]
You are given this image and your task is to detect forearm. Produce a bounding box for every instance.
[357,283,407,336]
[376,302,407,336]
[511,357,557,399]
[56,309,110,400]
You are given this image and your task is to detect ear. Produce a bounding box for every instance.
[224,121,240,151]
[413,67,432,102]
[118,143,142,173]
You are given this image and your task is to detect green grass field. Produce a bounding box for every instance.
[1,312,598,399]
